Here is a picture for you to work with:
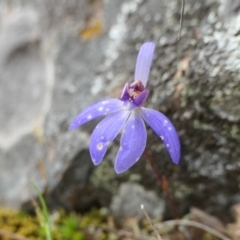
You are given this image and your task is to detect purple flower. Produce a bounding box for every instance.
[69,42,180,174]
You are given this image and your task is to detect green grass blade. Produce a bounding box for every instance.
[31,181,52,240]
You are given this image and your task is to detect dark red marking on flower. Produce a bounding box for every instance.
[120,80,148,107]
[128,80,145,99]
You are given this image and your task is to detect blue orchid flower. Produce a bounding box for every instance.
[69,42,180,174]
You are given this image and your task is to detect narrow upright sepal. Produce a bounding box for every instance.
[134,42,155,87]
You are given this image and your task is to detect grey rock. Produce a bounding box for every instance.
[0,7,43,149]
[0,0,239,221]
[111,183,165,219]
[0,0,120,208]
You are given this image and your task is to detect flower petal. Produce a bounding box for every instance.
[114,110,147,174]
[134,89,149,107]
[140,107,180,164]
[69,99,124,129]
[134,42,155,87]
[120,83,130,101]
[90,110,130,165]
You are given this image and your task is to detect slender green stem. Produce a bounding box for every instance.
[31,181,52,240]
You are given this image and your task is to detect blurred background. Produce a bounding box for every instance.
[0,0,240,239]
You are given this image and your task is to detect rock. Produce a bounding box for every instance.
[0,8,42,149]
[111,183,165,219]
[0,0,120,208]
[0,0,239,221]
[91,0,240,220]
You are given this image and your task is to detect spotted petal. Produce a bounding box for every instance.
[69,99,124,129]
[115,110,147,174]
[90,110,130,165]
[134,42,155,87]
[140,107,180,164]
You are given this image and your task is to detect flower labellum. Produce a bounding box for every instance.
[69,42,180,174]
